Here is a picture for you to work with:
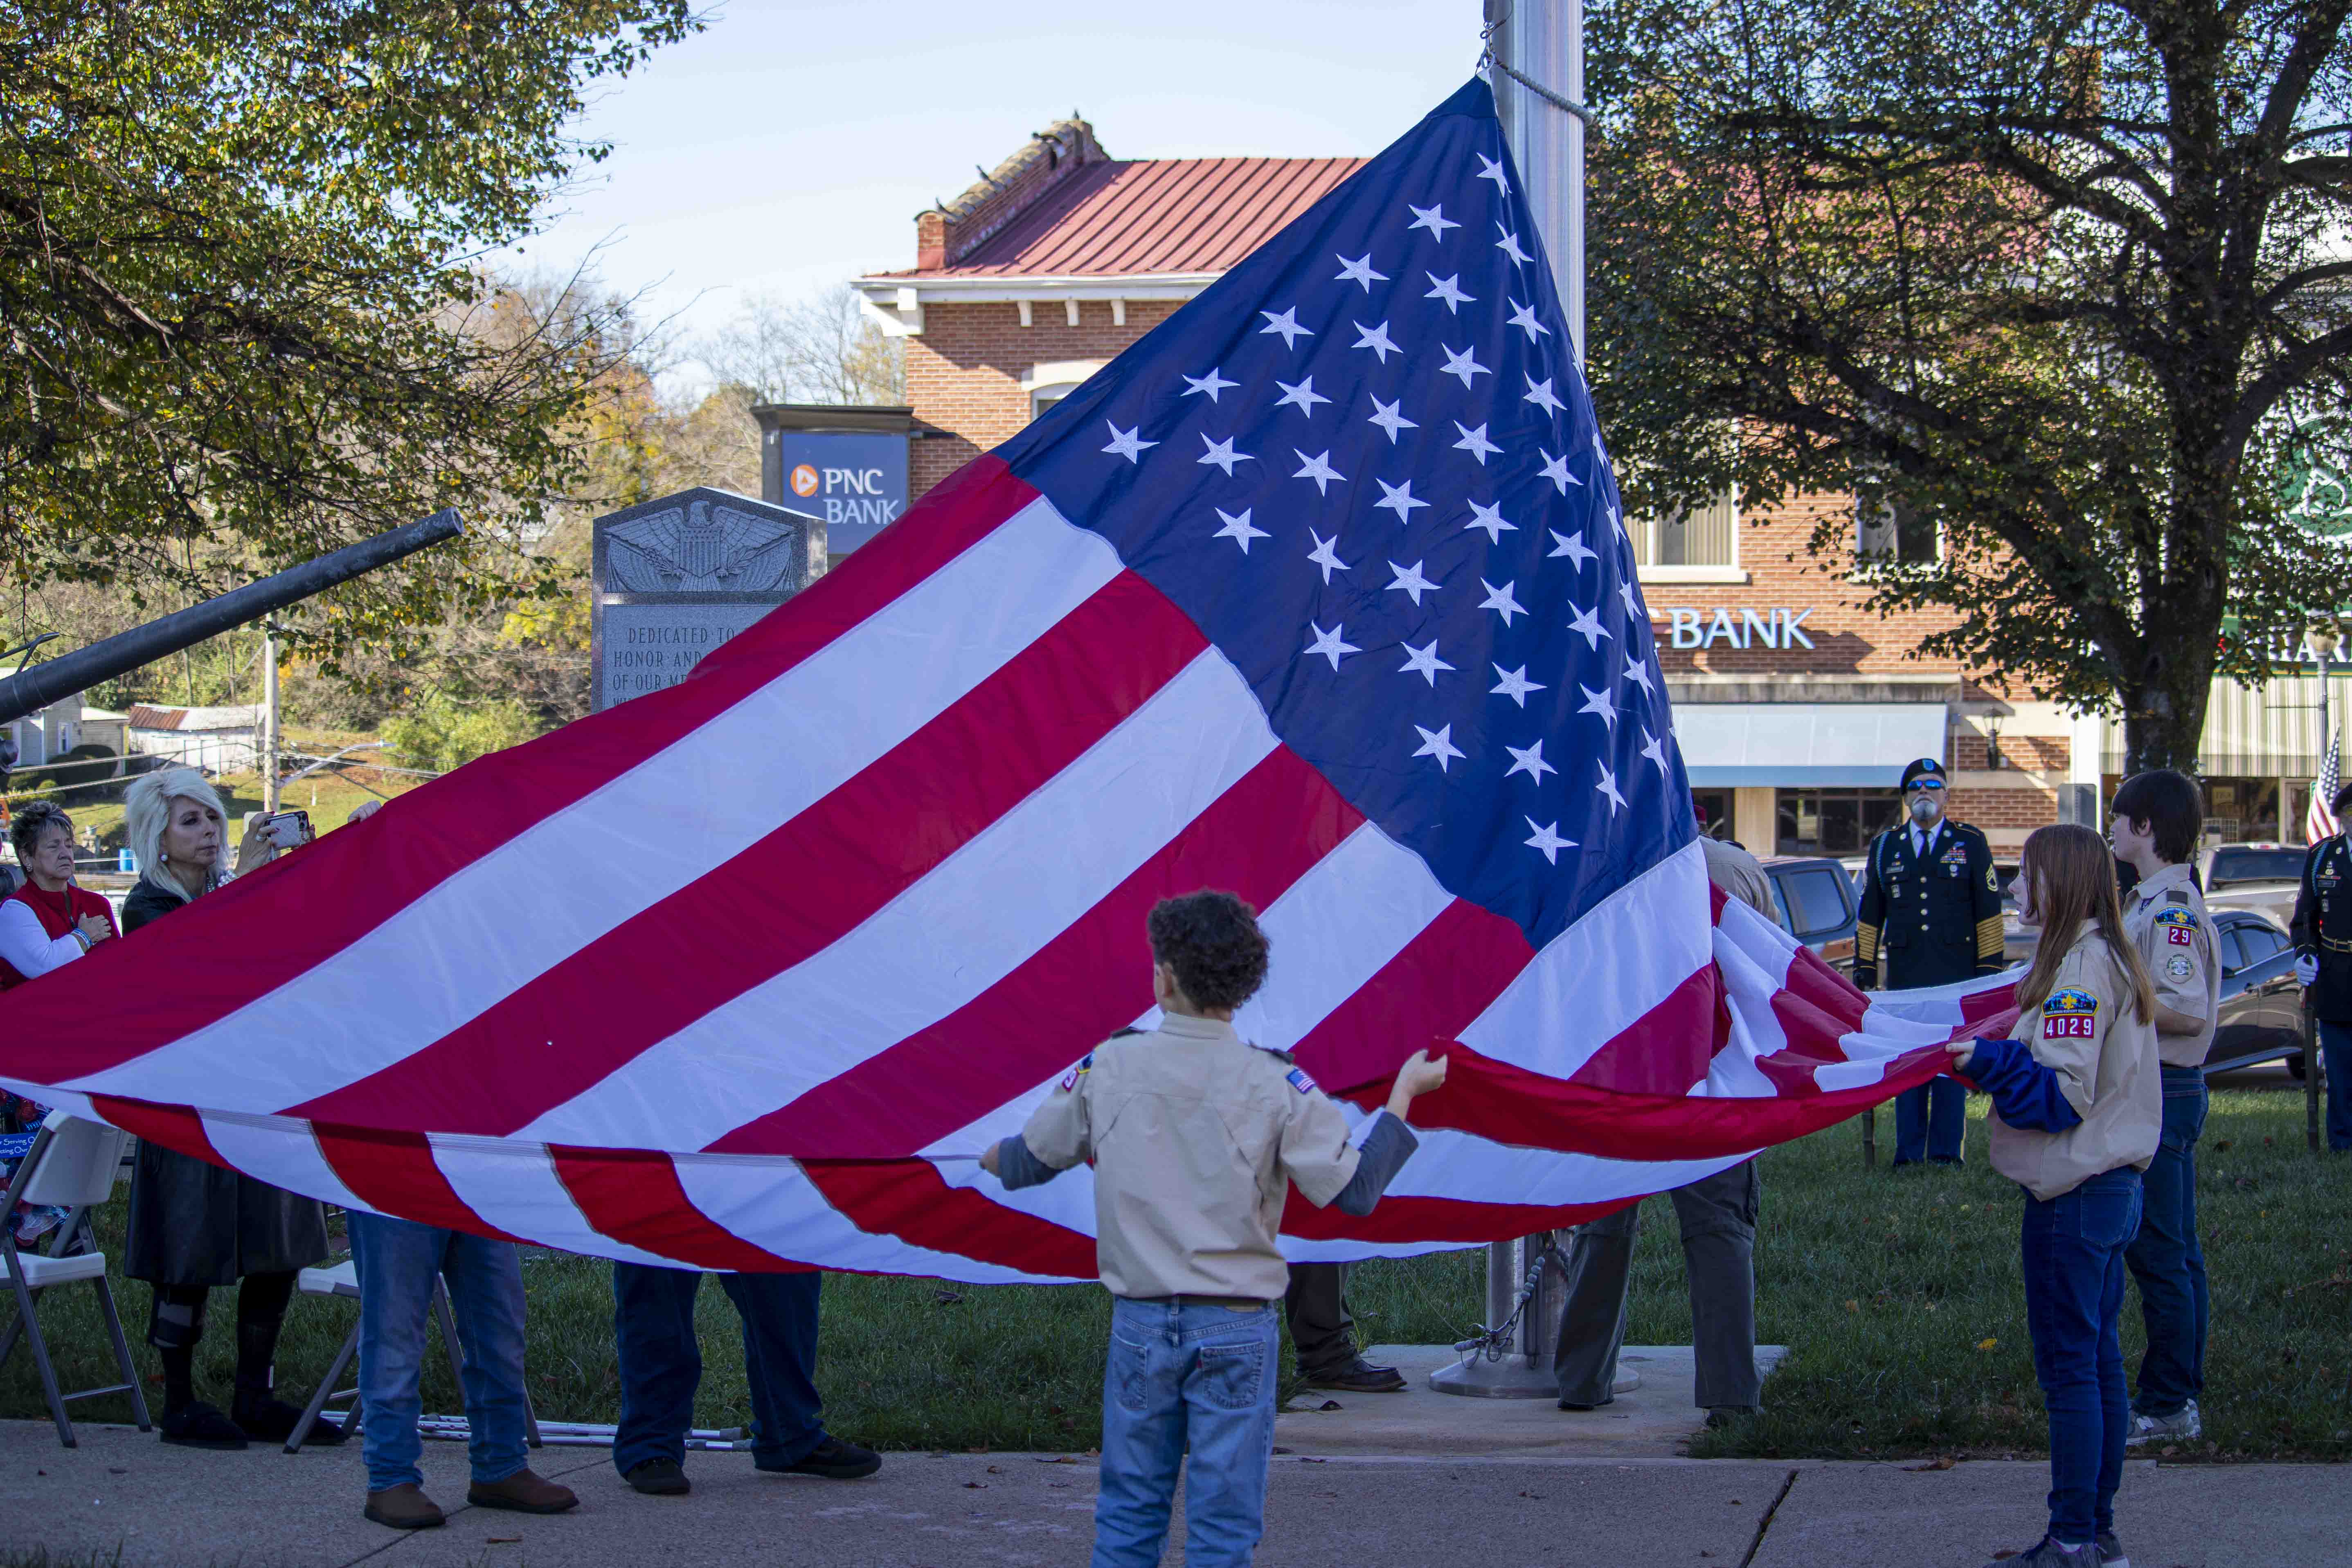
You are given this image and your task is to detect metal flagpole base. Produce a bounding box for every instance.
[1427,1356,1642,1399]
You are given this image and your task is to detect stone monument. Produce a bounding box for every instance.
[591,486,822,710]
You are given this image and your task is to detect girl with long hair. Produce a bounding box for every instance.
[1947,823,2161,1568]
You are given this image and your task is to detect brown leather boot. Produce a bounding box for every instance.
[363,1484,446,1530]
[468,1468,579,1514]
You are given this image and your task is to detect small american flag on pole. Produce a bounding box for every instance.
[0,80,2016,1281]
[2310,727,2341,844]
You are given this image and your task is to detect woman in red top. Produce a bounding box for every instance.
[0,800,117,1250]
[0,799,115,988]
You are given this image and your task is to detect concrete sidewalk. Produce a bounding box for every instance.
[5,1422,2345,1567]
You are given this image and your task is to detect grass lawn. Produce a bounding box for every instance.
[4,1087,2344,1460]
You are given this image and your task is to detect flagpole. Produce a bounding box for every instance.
[1430,0,1609,1402]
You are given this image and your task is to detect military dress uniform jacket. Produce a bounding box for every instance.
[2291,834,2352,1024]
[2121,862,2220,1068]
[1853,820,2005,990]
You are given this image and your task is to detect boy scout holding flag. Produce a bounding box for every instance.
[980,890,1445,1568]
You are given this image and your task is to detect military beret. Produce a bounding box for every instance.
[1899,756,1949,791]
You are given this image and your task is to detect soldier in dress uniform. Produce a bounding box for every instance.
[2290,780,2352,1153]
[1853,756,2007,1165]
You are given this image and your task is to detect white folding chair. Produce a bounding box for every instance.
[0,1111,152,1447]
[286,1255,542,1455]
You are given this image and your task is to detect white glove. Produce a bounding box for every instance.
[2297,954,2320,988]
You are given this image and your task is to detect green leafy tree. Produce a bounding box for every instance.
[0,0,699,663]
[1589,0,2352,769]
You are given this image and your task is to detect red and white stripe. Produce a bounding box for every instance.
[0,457,2019,1282]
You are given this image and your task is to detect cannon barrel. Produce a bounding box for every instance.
[0,509,465,727]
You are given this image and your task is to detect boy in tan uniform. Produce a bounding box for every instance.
[980,890,1445,1568]
[2109,769,2221,1448]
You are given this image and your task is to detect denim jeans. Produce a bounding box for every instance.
[2125,1069,2208,1416]
[1092,1297,1281,1568]
[2021,1167,2143,1546]
[347,1213,530,1494]
[1893,1077,1967,1163]
[610,1262,826,1474]
[2322,1019,2352,1153]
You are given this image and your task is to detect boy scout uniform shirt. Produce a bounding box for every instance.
[1018,1013,1365,1301]
[2120,862,2219,1068]
[1985,931,2162,1201]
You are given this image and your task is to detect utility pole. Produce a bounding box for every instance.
[261,625,281,814]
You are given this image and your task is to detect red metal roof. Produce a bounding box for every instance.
[885,157,1367,279]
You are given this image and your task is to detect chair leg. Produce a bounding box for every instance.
[92,1275,152,1431]
[430,1276,467,1414]
[523,1381,543,1449]
[11,1273,72,1449]
[287,1316,361,1456]
[0,1293,25,1370]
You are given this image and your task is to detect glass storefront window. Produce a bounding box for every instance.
[1693,788,1735,840]
[1775,787,1903,856]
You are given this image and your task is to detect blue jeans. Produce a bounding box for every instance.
[2322,1018,2352,1153]
[612,1263,826,1473]
[2125,1069,2207,1416]
[1093,1297,1281,1568]
[2021,1167,2143,1546]
[347,1213,530,1494]
[1893,1077,1967,1163]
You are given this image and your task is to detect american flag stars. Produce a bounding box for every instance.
[1020,115,1678,916]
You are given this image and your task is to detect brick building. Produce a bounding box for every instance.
[858,117,2340,856]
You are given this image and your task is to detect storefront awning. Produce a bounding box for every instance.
[1675,702,1948,787]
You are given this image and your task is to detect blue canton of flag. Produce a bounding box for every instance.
[998,79,1695,950]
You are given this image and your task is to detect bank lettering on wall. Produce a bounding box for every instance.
[1655,606,1816,651]
[590,487,819,711]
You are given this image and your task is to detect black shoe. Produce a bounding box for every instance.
[234,1393,345,1444]
[1302,1357,1408,1393]
[756,1435,881,1479]
[624,1458,692,1495]
[1557,1395,1614,1411]
[1704,1406,1760,1429]
[160,1401,249,1451]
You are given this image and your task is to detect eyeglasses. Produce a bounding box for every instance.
[1909,779,1947,791]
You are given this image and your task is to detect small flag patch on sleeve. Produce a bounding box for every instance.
[1287,1066,1318,1095]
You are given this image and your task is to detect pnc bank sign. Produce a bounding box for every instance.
[788,461,900,531]
[1654,605,1817,650]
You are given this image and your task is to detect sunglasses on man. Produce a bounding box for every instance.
[1909,778,1947,792]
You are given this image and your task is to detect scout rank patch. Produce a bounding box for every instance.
[2043,988,2100,1039]
[2166,954,2194,980]
[2153,906,2198,945]
[1058,1053,1094,1092]
[1287,1066,1318,1095]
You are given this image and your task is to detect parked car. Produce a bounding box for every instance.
[1761,854,1860,972]
[2197,841,2307,931]
[2201,906,2310,1078]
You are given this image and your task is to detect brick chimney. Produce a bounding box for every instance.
[916,117,1108,272]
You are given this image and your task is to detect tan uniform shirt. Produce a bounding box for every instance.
[1701,837,1777,921]
[1985,931,2162,1201]
[2120,862,2220,1068]
[1018,1013,1364,1300]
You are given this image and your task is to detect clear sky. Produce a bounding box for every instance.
[524,0,1483,354]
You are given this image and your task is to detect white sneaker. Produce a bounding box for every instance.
[2122,1398,2199,1447]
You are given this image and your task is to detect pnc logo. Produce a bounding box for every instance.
[788,463,821,498]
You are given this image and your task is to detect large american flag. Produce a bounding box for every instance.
[0,81,2017,1282]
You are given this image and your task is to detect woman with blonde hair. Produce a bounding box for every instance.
[119,767,336,1450]
[1947,823,2161,1568]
